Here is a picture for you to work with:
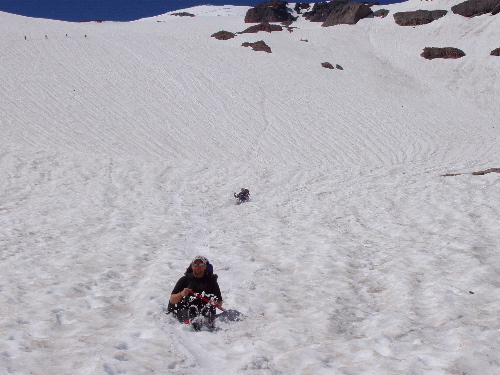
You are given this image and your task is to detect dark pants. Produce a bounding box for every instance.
[169,303,216,323]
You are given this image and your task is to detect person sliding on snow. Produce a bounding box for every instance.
[234,188,250,202]
[168,256,223,329]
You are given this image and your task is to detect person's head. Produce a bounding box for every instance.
[191,255,208,278]
[241,188,245,192]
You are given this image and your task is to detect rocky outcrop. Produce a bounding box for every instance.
[240,22,284,33]
[451,0,500,17]
[491,47,500,56]
[324,2,373,26]
[421,47,466,59]
[304,1,373,26]
[373,9,389,18]
[393,10,448,26]
[242,40,272,53]
[304,2,340,22]
[211,31,237,40]
[244,0,297,23]
[294,2,311,13]
[494,2,500,14]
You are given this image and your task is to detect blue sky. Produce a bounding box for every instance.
[0,0,405,22]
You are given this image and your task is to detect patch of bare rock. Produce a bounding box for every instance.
[321,62,344,70]
[211,31,237,40]
[240,22,284,33]
[421,47,466,59]
[303,0,373,26]
[491,47,500,56]
[451,0,500,17]
[242,40,272,53]
[244,0,297,23]
[294,3,311,13]
[374,9,390,18]
[393,10,448,26]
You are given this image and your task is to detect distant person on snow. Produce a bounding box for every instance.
[167,256,223,327]
[234,188,250,201]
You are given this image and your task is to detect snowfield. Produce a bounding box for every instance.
[0,1,499,374]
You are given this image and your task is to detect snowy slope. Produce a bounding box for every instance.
[1,1,498,165]
[0,1,499,374]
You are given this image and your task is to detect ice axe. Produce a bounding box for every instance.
[189,290,227,312]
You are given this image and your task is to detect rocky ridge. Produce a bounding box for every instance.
[209,0,498,61]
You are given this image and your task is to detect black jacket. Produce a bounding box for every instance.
[168,271,222,314]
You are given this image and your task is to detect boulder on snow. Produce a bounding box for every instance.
[304,1,373,26]
[393,9,448,26]
[240,22,284,33]
[451,0,500,17]
[373,9,389,18]
[420,47,466,59]
[211,31,237,40]
[242,40,272,53]
[321,62,344,70]
[244,0,297,23]
[491,47,500,56]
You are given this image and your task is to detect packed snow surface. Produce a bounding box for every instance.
[0,1,499,374]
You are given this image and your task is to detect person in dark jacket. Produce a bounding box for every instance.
[168,256,223,326]
[234,188,250,201]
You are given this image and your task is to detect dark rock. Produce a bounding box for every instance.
[472,168,500,175]
[294,2,311,13]
[420,47,466,59]
[451,0,500,17]
[304,1,340,22]
[491,47,500,56]
[493,2,500,14]
[443,168,500,176]
[242,40,272,53]
[171,12,195,17]
[321,62,335,69]
[336,64,344,70]
[373,9,389,17]
[211,31,237,40]
[304,1,373,26]
[244,0,297,23]
[240,22,284,33]
[393,10,448,26]
[323,1,373,26]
